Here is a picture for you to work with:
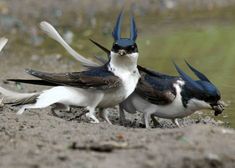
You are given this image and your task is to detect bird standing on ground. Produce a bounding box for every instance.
[31,15,225,128]
[0,12,140,124]
[87,42,225,128]
[119,62,224,128]
[48,32,224,128]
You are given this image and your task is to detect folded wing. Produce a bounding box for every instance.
[135,71,177,105]
[8,66,121,90]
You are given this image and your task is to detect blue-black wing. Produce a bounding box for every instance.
[135,69,178,105]
[8,66,121,90]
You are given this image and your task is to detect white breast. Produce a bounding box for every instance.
[143,81,198,119]
[100,52,140,107]
[99,68,140,107]
[119,70,140,98]
[124,80,197,119]
[98,55,140,107]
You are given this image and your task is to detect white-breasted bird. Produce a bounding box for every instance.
[46,33,225,128]
[32,16,225,128]
[0,12,140,124]
[86,42,225,128]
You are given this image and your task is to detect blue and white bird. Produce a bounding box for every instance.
[0,12,140,124]
[92,43,225,128]
[119,62,224,128]
[31,16,225,128]
[86,43,225,128]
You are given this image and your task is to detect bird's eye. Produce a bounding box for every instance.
[126,45,136,53]
[204,94,216,102]
[112,44,120,52]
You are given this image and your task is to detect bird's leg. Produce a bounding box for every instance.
[85,95,103,123]
[0,97,4,109]
[181,118,185,127]
[144,112,151,129]
[100,108,112,125]
[17,106,27,115]
[51,107,58,117]
[172,118,181,128]
[119,105,126,126]
[150,114,160,127]
[86,107,99,123]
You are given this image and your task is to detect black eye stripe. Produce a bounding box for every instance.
[112,44,138,53]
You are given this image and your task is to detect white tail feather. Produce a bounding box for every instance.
[0,37,8,52]
[0,86,38,101]
[40,21,99,67]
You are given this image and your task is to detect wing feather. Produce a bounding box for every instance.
[9,67,121,90]
[135,72,177,105]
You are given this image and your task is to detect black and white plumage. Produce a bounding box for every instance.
[21,17,224,128]
[119,63,224,128]
[50,34,224,128]
[0,12,140,124]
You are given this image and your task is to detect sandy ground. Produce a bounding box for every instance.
[0,49,234,168]
[0,110,235,168]
[0,1,235,167]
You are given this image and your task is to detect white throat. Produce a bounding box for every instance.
[109,51,138,73]
[187,98,211,111]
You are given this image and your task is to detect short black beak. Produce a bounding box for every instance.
[211,101,225,116]
[118,49,127,56]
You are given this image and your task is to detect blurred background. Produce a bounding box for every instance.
[0,0,234,127]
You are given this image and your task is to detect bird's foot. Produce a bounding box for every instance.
[51,109,61,117]
[100,110,112,125]
[172,118,181,128]
[119,109,126,126]
[150,114,160,127]
[143,112,151,129]
[16,108,25,115]
[0,97,4,109]
[86,113,100,123]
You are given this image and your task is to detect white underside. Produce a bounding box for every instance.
[16,70,139,113]
[0,32,140,123]
[121,81,211,120]
[0,61,139,122]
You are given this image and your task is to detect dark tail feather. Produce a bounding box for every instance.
[5,94,39,106]
[7,79,58,86]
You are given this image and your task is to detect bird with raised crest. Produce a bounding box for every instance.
[0,12,140,124]
[41,24,225,128]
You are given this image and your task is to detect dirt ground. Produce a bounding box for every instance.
[0,1,235,167]
[0,51,234,168]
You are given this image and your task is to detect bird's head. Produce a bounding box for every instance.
[174,60,224,116]
[110,11,138,70]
